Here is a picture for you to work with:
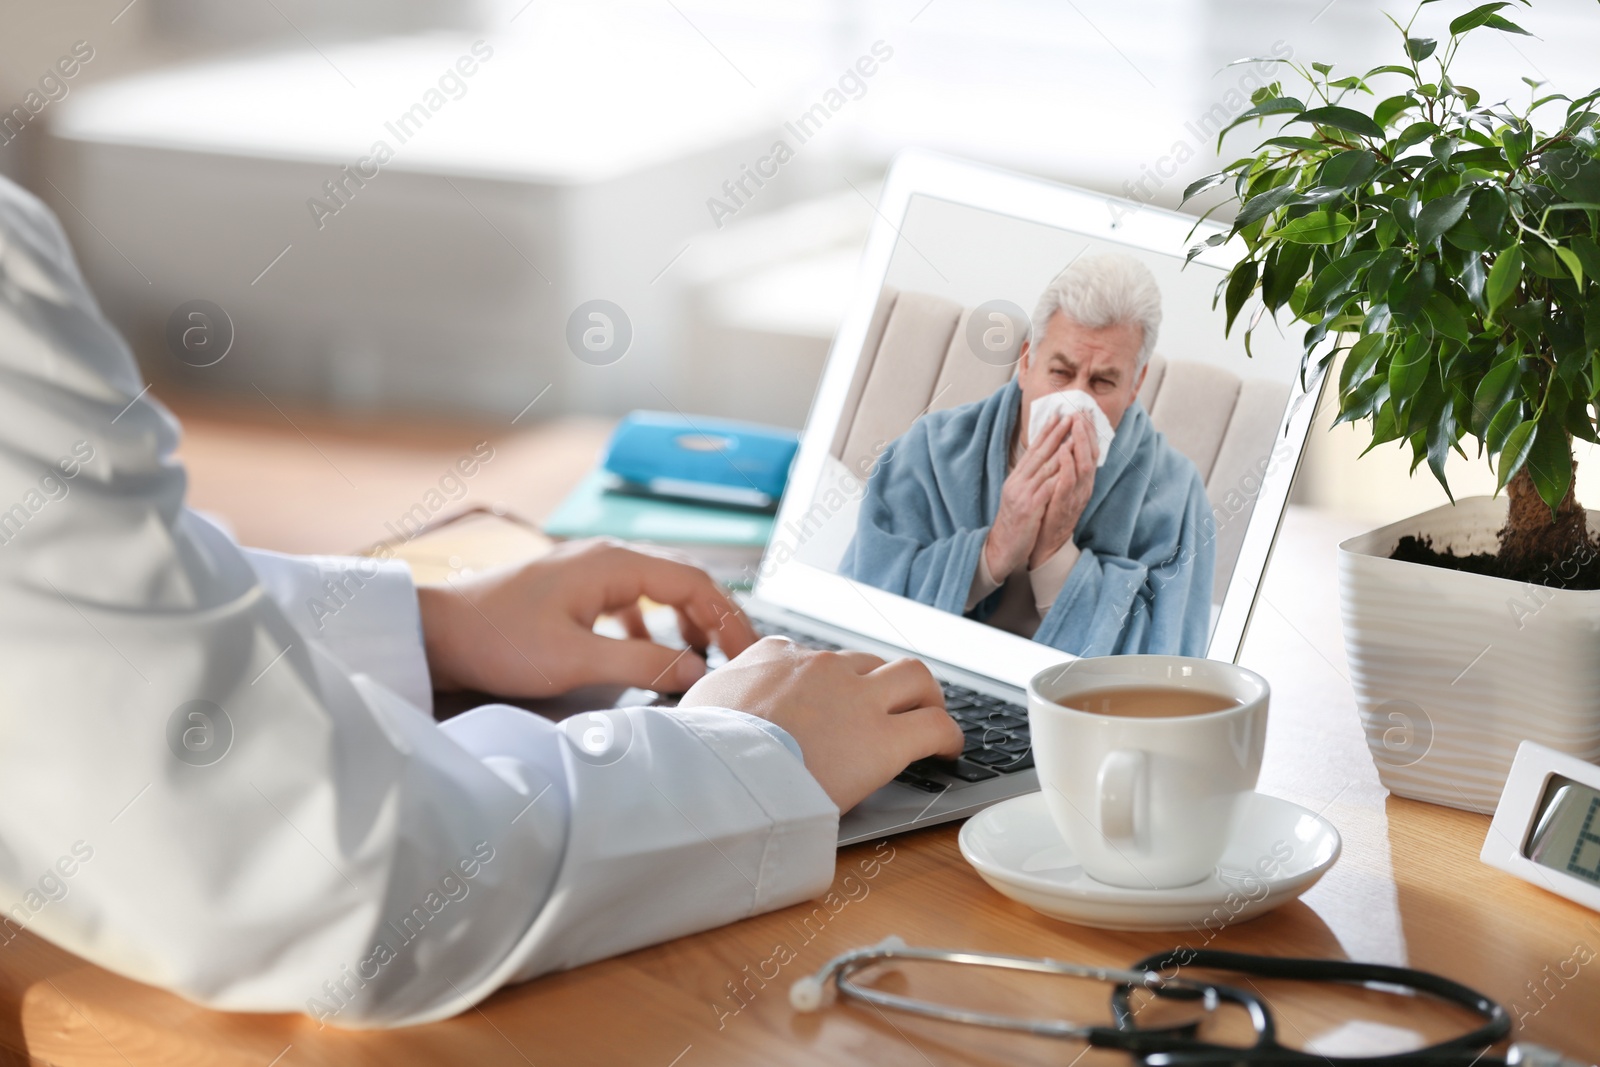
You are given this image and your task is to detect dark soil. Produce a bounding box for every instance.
[1391,534,1600,590]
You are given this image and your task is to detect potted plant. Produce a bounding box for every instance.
[1184,0,1600,811]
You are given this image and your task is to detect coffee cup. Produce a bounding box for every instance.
[1027,655,1269,889]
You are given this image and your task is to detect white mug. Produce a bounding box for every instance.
[1027,655,1269,890]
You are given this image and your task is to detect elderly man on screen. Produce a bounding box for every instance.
[841,254,1214,656]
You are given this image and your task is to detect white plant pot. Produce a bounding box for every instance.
[1338,496,1600,813]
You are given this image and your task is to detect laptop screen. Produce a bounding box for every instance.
[757,156,1316,686]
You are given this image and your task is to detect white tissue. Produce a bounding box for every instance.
[1026,389,1114,467]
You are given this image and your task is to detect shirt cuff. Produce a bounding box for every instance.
[724,711,804,764]
[240,546,434,713]
[1028,540,1081,615]
[966,543,1003,611]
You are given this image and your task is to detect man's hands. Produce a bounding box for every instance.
[1029,410,1098,568]
[417,539,757,698]
[682,638,964,811]
[982,409,1098,582]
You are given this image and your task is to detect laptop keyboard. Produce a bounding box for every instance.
[748,624,1034,791]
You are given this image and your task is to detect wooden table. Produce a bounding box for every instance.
[4,506,1598,1066]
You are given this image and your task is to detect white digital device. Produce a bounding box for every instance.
[1481,740,1600,913]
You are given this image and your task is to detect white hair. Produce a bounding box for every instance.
[1030,252,1162,372]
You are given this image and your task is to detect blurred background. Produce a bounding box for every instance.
[3,0,1598,555]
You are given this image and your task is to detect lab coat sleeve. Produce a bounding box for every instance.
[239,545,435,715]
[0,174,840,1029]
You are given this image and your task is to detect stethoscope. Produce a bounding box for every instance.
[791,938,1591,1067]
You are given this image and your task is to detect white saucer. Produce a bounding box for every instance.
[958,791,1341,931]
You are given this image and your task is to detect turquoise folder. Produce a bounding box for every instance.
[542,470,774,547]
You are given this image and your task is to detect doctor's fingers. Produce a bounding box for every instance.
[885,704,965,761]
[831,649,888,674]
[578,632,710,693]
[865,657,946,714]
[598,550,757,656]
[614,601,650,640]
[674,606,711,650]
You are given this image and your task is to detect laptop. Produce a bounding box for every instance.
[653,149,1323,846]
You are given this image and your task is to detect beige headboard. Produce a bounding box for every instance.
[830,287,1291,603]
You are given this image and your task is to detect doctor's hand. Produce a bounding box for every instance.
[1029,409,1098,569]
[681,637,964,811]
[417,538,757,698]
[983,412,1072,581]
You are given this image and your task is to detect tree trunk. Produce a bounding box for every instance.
[1498,449,1590,576]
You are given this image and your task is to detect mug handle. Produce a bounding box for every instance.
[1096,749,1146,844]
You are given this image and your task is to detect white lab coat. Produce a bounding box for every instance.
[0,176,838,1027]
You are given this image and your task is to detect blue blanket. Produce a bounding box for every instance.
[840,378,1214,656]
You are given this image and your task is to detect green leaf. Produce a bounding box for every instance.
[1540,147,1600,203]
[1501,124,1531,168]
[1186,231,1228,263]
[1471,358,1521,434]
[1321,149,1378,188]
[1423,291,1472,343]
[1216,97,1309,147]
[1555,246,1585,289]
[1337,370,1390,425]
[1485,396,1523,455]
[1565,393,1600,445]
[1391,260,1437,320]
[1426,399,1457,498]
[1225,260,1258,336]
[1234,183,1302,229]
[1364,302,1393,336]
[1261,241,1313,310]
[1486,244,1523,317]
[1367,248,1406,296]
[1460,253,1487,311]
[1587,289,1600,384]
[1276,211,1355,244]
[1459,185,1509,250]
[1377,213,1400,247]
[1406,38,1438,63]
[1291,106,1387,140]
[1528,411,1573,511]
[1181,172,1229,203]
[1388,333,1431,401]
[1524,242,1567,281]
[1572,236,1600,288]
[1312,61,1334,76]
[1305,249,1381,311]
[1449,2,1512,35]
[1479,13,1532,36]
[1365,64,1420,81]
[1341,333,1389,393]
[1263,135,1330,152]
[1416,189,1472,245]
[1495,419,1537,490]
[1363,400,1404,450]
[1394,121,1440,153]
[1374,94,1416,129]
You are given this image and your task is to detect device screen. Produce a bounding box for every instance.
[1525,773,1600,885]
[788,191,1303,659]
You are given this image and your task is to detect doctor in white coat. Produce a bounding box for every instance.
[0,176,962,1027]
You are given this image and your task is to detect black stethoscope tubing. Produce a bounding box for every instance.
[1107,948,1511,1067]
